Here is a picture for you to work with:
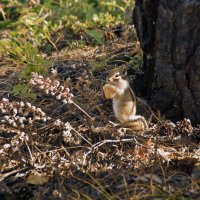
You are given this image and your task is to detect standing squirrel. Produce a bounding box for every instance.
[103,67,148,131]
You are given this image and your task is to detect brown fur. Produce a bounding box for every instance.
[105,67,148,131]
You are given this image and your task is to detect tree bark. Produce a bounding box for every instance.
[133,0,200,124]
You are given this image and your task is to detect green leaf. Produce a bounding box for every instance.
[12,84,29,96]
[24,91,37,99]
[0,20,14,29]
[85,29,104,44]
[20,64,36,79]
[12,83,37,99]
[23,43,38,61]
[0,39,12,52]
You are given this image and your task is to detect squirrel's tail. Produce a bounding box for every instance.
[122,115,148,131]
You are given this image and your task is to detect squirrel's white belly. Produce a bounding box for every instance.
[113,98,120,120]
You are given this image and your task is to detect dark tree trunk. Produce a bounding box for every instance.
[133,0,200,124]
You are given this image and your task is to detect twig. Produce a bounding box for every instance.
[71,101,93,120]
[92,138,136,150]
[92,136,154,150]
[0,167,29,181]
[46,36,58,52]
[25,140,34,162]
[72,128,92,146]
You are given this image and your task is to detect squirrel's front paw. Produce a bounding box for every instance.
[103,84,117,99]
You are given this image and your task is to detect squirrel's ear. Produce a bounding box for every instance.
[121,66,128,77]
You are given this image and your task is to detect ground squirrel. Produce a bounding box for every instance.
[103,67,148,131]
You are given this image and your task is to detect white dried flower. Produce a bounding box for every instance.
[54,119,62,126]
[38,75,43,79]
[36,108,42,112]
[26,102,32,108]
[55,81,60,87]
[51,68,57,75]
[64,122,72,130]
[11,140,19,146]
[8,119,13,124]
[19,118,24,124]
[13,108,18,115]
[8,104,14,109]
[25,135,29,141]
[60,86,64,91]
[30,73,74,109]
[2,98,8,102]
[22,117,26,121]
[29,79,36,85]
[20,131,26,137]
[56,95,61,100]
[46,77,51,82]
[34,116,41,121]
[63,99,68,104]
[11,122,17,127]
[63,130,71,136]
[1,109,6,113]
[3,143,11,150]
[31,72,36,76]
[28,118,33,124]
[38,80,44,85]
[42,117,47,122]
[4,116,9,120]
[39,85,45,89]
[68,99,73,104]
[40,111,46,117]
[20,101,25,107]
[31,106,36,111]
[13,116,17,121]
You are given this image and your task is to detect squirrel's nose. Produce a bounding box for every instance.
[107,78,112,83]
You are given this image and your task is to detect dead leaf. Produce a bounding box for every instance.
[145,138,154,148]
[157,148,173,161]
[137,147,148,161]
[26,171,49,185]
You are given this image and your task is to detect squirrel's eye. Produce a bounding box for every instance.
[115,73,120,78]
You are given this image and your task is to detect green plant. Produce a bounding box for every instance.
[0,38,49,97]
[0,0,134,98]
[129,55,143,69]
[85,29,104,44]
